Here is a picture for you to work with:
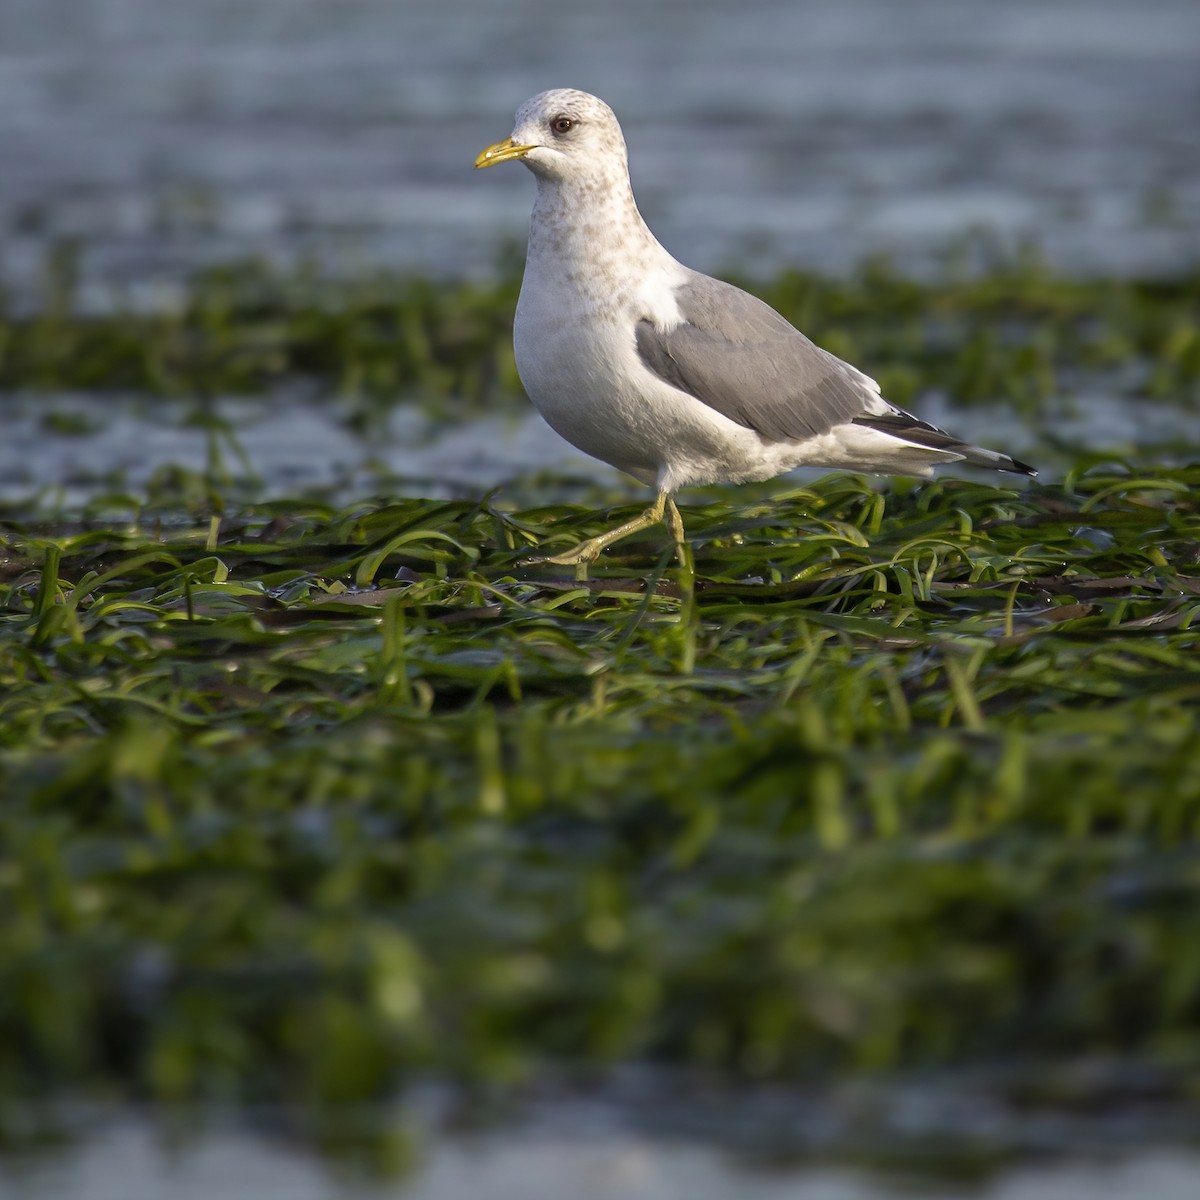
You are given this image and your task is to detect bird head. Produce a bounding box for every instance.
[474,88,629,186]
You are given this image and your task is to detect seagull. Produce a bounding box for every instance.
[474,89,1034,573]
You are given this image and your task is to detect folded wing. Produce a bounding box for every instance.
[634,273,1034,476]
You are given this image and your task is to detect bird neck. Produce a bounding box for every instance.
[527,172,672,290]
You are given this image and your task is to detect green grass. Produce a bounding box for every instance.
[4,246,1199,422]
[2,463,1199,1151]
[1,252,1199,1171]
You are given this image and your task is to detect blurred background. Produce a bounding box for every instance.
[3,0,1198,302]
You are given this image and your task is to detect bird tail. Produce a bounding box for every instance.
[853,412,1036,477]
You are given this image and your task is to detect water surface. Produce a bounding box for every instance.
[2,0,1198,311]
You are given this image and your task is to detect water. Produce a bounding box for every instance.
[3,1114,1199,1200]
[2,0,1199,312]
[5,385,1195,506]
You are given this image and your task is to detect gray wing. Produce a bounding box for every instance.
[636,273,1037,475]
[634,273,886,443]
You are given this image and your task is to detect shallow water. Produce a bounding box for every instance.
[3,388,1194,505]
[0,395,598,505]
[2,0,1199,311]
[3,1116,1199,1200]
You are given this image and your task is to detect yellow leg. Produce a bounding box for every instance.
[523,492,677,579]
[665,498,687,563]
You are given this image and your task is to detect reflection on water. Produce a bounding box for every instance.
[1,0,1198,309]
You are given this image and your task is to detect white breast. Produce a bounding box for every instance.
[515,245,758,488]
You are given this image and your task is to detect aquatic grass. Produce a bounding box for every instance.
[2,248,1200,1166]
[2,251,1198,420]
[2,464,1200,1153]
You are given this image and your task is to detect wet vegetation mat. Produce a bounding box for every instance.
[1,256,1199,1170]
[2,463,1199,1160]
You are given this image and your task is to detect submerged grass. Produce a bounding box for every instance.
[2,460,1199,1155]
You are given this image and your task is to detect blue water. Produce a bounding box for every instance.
[1,0,1198,312]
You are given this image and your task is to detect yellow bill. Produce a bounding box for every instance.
[474,137,538,169]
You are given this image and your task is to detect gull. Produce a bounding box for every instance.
[474,89,1034,573]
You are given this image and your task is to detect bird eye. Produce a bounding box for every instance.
[550,115,575,135]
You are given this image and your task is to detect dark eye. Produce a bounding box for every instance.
[550,115,575,135]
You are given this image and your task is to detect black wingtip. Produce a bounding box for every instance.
[1006,457,1038,478]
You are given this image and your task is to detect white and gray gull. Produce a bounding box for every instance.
[475,89,1034,570]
